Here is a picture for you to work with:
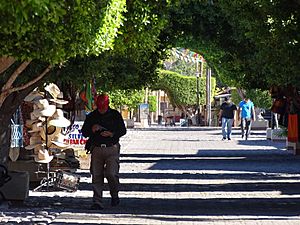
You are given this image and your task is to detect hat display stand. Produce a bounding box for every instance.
[33,100,56,192]
[31,83,79,192]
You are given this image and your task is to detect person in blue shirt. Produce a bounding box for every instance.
[237,97,256,140]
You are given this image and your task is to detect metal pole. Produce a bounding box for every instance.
[206,67,212,126]
[196,59,200,126]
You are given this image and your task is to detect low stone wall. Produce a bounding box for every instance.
[251,120,269,130]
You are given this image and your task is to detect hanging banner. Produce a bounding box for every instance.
[66,121,88,148]
[171,48,205,63]
[288,114,298,142]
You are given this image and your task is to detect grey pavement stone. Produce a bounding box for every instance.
[1,127,300,225]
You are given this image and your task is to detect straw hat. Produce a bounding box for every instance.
[33,144,45,155]
[32,99,56,117]
[49,92,69,105]
[25,112,46,128]
[51,133,69,148]
[25,136,43,150]
[48,109,70,128]
[44,83,60,99]
[34,149,53,163]
[40,125,62,142]
[28,122,43,133]
[24,90,44,102]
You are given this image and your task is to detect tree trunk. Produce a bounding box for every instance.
[0,87,37,165]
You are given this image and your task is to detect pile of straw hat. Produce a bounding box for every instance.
[24,83,70,164]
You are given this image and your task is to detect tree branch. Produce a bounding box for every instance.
[0,64,51,108]
[10,65,51,93]
[1,60,32,93]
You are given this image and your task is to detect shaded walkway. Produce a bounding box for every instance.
[1,128,300,224]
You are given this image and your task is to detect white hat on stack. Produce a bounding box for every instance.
[44,83,60,99]
[45,83,69,105]
[49,91,69,105]
[34,149,53,163]
[32,99,56,117]
[51,133,69,148]
[48,109,70,128]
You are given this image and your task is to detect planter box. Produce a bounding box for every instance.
[0,171,29,201]
[271,129,287,141]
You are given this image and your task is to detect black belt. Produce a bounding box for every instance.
[95,143,117,148]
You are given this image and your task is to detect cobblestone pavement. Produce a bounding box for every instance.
[1,127,300,225]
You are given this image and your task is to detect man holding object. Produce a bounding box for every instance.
[82,93,127,210]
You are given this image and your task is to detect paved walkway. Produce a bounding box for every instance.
[1,127,300,224]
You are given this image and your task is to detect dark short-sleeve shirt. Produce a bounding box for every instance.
[220,102,237,119]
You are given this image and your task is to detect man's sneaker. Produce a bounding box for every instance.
[90,203,104,210]
[222,137,226,141]
[111,197,120,207]
[228,138,231,140]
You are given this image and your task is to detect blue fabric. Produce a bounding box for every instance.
[239,100,254,119]
[10,124,23,148]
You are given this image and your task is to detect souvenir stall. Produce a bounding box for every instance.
[8,83,80,191]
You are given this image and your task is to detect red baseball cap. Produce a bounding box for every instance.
[96,94,109,111]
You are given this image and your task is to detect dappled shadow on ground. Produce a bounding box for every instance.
[147,153,300,174]
[6,145,300,224]
[12,195,300,218]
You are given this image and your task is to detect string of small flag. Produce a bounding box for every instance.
[171,48,205,63]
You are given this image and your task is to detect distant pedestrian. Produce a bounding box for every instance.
[148,113,151,127]
[82,93,127,210]
[219,97,237,140]
[237,96,255,140]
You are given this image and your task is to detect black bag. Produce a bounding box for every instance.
[85,139,95,154]
[0,165,11,200]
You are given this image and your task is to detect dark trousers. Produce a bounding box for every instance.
[241,118,252,139]
[90,144,120,206]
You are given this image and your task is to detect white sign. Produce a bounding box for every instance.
[66,121,88,147]
[139,103,149,119]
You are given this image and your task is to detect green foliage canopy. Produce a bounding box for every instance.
[50,0,173,91]
[167,0,300,90]
[0,0,126,64]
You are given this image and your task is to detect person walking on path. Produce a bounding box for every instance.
[237,96,255,140]
[82,93,127,210]
[219,97,237,140]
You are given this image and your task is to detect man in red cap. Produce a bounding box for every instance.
[82,93,127,210]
